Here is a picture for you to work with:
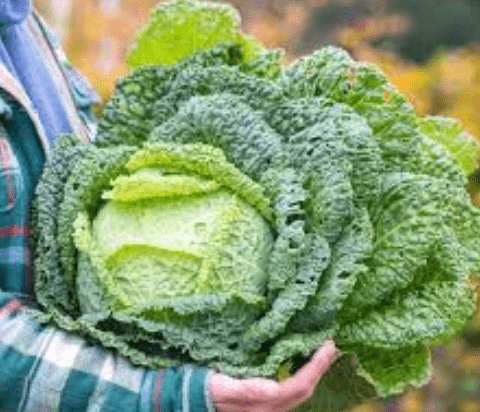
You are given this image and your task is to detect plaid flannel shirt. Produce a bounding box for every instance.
[0,293,215,412]
[0,12,215,412]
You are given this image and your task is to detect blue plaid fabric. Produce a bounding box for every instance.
[0,92,44,296]
[0,8,215,412]
[0,294,215,411]
[0,11,99,296]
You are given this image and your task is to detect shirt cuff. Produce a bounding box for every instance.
[154,365,216,412]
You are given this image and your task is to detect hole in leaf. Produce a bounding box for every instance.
[338,271,350,279]
[228,45,243,63]
[286,213,303,226]
[289,239,300,249]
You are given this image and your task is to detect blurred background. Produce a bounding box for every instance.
[34,0,480,410]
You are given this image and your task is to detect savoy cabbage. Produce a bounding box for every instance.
[31,1,480,410]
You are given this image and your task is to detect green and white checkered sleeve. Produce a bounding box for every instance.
[0,292,216,412]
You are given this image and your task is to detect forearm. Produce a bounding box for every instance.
[0,292,215,412]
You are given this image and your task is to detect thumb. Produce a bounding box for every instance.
[279,340,339,408]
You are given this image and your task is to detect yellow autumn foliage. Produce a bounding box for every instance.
[62,0,159,102]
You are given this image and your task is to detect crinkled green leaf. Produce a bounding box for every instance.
[242,233,330,352]
[102,168,220,201]
[147,93,285,181]
[291,207,373,331]
[128,0,265,68]
[97,50,284,148]
[280,46,479,179]
[126,143,274,222]
[420,116,480,176]
[280,47,417,140]
[57,145,136,287]
[351,344,432,397]
[32,134,89,312]
[339,281,476,349]
[342,172,480,314]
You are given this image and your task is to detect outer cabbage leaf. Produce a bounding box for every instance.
[339,282,476,349]
[349,344,432,398]
[293,354,377,412]
[32,134,89,312]
[57,145,136,287]
[279,46,479,181]
[419,116,479,176]
[295,345,430,410]
[341,173,480,314]
[97,48,283,148]
[290,207,374,332]
[128,0,268,69]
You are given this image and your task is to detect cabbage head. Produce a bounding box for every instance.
[31,1,480,411]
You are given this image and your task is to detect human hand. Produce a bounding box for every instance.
[209,340,339,412]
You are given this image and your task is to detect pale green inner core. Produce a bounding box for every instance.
[78,169,273,313]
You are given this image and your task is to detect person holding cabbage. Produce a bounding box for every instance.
[0,1,338,411]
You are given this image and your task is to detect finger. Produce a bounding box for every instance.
[280,340,339,403]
